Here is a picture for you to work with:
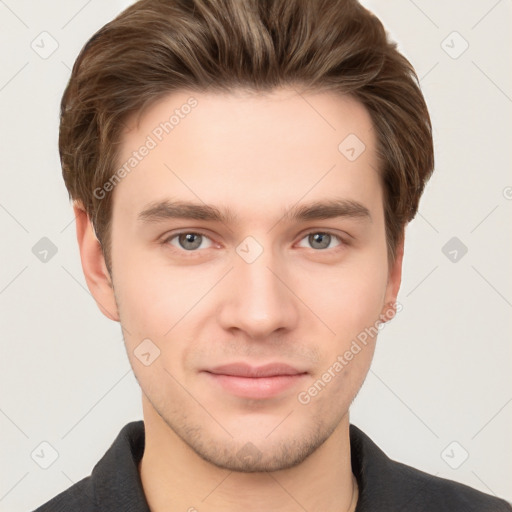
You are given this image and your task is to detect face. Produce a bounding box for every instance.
[89,87,402,472]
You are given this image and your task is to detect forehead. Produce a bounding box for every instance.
[112,87,381,225]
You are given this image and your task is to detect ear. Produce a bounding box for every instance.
[381,234,405,322]
[74,202,120,322]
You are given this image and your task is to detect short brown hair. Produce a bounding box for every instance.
[59,0,434,273]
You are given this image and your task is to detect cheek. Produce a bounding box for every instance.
[306,257,389,338]
[345,265,388,319]
[113,248,205,333]
[112,255,220,382]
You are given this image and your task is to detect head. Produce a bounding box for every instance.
[62,0,434,472]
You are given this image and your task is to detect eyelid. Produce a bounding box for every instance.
[161,229,348,252]
[295,230,346,249]
[161,229,216,248]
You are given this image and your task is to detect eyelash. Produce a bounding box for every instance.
[161,230,347,254]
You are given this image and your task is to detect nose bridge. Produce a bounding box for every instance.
[218,237,299,337]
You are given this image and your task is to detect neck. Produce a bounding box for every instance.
[139,397,357,512]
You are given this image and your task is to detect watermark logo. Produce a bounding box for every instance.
[236,442,263,465]
[440,441,469,469]
[236,236,264,264]
[31,441,59,469]
[441,31,469,60]
[441,236,468,263]
[31,31,59,59]
[134,338,161,366]
[32,237,58,263]
[338,133,366,162]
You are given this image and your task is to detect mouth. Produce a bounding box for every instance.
[202,362,309,399]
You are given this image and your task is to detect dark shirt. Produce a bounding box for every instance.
[32,420,512,511]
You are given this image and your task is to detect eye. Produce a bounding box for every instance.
[297,231,343,250]
[162,230,345,253]
[164,232,214,251]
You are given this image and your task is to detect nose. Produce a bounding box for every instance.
[217,244,300,340]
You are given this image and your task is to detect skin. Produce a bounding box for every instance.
[75,87,403,512]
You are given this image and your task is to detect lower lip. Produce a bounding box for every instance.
[204,372,308,399]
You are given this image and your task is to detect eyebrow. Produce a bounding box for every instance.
[137,198,371,225]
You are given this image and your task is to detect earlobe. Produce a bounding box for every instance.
[73,202,120,322]
[381,236,405,322]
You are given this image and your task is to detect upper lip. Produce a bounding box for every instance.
[205,362,307,378]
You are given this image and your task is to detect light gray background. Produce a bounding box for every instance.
[1,0,511,510]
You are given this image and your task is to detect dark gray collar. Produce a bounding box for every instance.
[59,420,510,512]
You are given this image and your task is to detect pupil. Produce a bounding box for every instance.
[311,233,330,249]
[181,233,201,250]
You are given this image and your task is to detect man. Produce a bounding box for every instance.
[33,0,511,510]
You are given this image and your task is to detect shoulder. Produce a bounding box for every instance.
[30,421,147,512]
[31,476,96,512]
[381,456,512,511]
[350,424,512,512]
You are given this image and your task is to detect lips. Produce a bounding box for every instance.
[203,362,308,399]
[206,362,306,378]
